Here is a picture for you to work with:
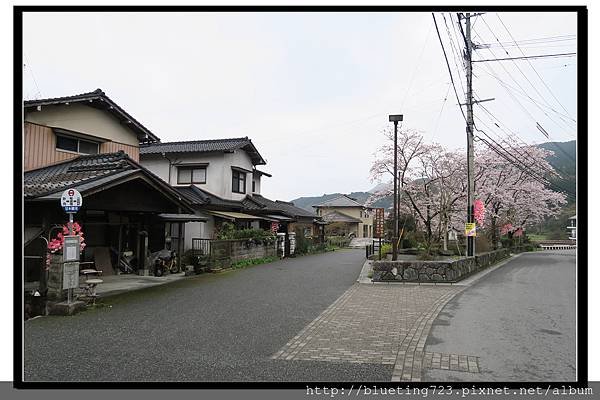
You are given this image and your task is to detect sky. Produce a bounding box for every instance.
[22,11,577,201]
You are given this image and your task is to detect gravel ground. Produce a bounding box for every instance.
[24,249,393,382]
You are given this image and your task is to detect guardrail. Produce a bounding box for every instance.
[539,244,577,250]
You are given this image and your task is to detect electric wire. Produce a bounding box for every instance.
[495,13,576,121]
[432,12,467,123]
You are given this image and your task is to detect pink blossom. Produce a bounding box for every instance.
[473,199,485,226]
[500,223,513,236]
[513,228,523,237]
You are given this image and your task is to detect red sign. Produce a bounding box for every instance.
[374,208,385,238]
[270,222,280,233]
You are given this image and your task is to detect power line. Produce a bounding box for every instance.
[473,44,575,137]
[495,13,576,121]
[472,52,576,63]
[474,65,576,124]
[474,127,575,196]
[474,92,576,168]
[477,16,575,134]
[432,83,452,140]
[432,13,467,123]
[480,34,576,47]
[473,111,566,180]
[442,13,466,96]
[400,18,434,108]
[475,133,576,200]
[23,53,42,99]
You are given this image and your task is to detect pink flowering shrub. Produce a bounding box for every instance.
[45,222,86,269]
[500,223,513,236]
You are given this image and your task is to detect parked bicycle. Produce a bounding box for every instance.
[149,249,178,277]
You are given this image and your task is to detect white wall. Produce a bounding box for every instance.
[140,155,171,184]
[252,173,262,194]
[140,149,255,200]
[183,212,214,251]
[25,103,140,146]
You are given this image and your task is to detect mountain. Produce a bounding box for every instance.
[290,185,393,212]
[536,140,576,202]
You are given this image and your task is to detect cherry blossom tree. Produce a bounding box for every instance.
[473,139,567,248]
[368,128,567,251]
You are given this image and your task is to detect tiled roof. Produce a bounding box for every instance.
[24,151,193,212]
[24,152,133,198]
[313,194,364,208]
[24,89,160,143]
[322,210,362,223]
[174,187,316,220]
[251,195,317,219]
[175,185,244,209]
[139,137,266,165]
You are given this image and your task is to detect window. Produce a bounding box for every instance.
[56,134,99,154]
[232,170,246,193]
[177,166,207,184]
[252,180,256,193]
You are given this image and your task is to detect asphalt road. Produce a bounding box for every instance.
[24,249,393,382]
[424,250,577,382]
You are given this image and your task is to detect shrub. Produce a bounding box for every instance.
[379,243,392,259]
[216,222,276,244]
[294,228,312,255]
[231,256,277,269]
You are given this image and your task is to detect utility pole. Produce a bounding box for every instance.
[464,12,475,257]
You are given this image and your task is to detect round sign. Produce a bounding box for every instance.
[61,188,83,213]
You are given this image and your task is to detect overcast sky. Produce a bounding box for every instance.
[22,11,577,201]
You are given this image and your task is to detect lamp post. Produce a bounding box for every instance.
[389,114,403,261]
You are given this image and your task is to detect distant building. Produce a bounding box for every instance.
[567,215,576,241]
[313,195,374,238]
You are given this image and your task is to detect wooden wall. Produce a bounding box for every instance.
[24,122,140,171]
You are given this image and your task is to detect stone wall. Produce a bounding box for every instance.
[372,249,509,283]
[210,239,277,269]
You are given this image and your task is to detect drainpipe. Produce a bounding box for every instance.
[161,152,173,185]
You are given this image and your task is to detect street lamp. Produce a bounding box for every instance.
[389,114,403,261]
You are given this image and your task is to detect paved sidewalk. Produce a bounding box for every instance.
[273,254,522,381]
[272,283,464,381]
[85,272,188,297]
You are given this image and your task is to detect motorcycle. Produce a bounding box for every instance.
[148,249,178,277]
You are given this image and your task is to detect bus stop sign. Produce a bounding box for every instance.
[61,188,83,213]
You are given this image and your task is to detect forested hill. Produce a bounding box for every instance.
[538,140,576,202]
[290,191,392,212]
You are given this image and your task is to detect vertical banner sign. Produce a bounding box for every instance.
[465,222,477,237]
[374,208,385,238]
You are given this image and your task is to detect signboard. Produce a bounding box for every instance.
[61,188,83,213]
[465,223,476,237]
[63,236,81,262]
[270,222,280,234]
[374,208,385,238]
[62,262,79,290]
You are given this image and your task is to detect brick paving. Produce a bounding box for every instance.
[272,283,477,381]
